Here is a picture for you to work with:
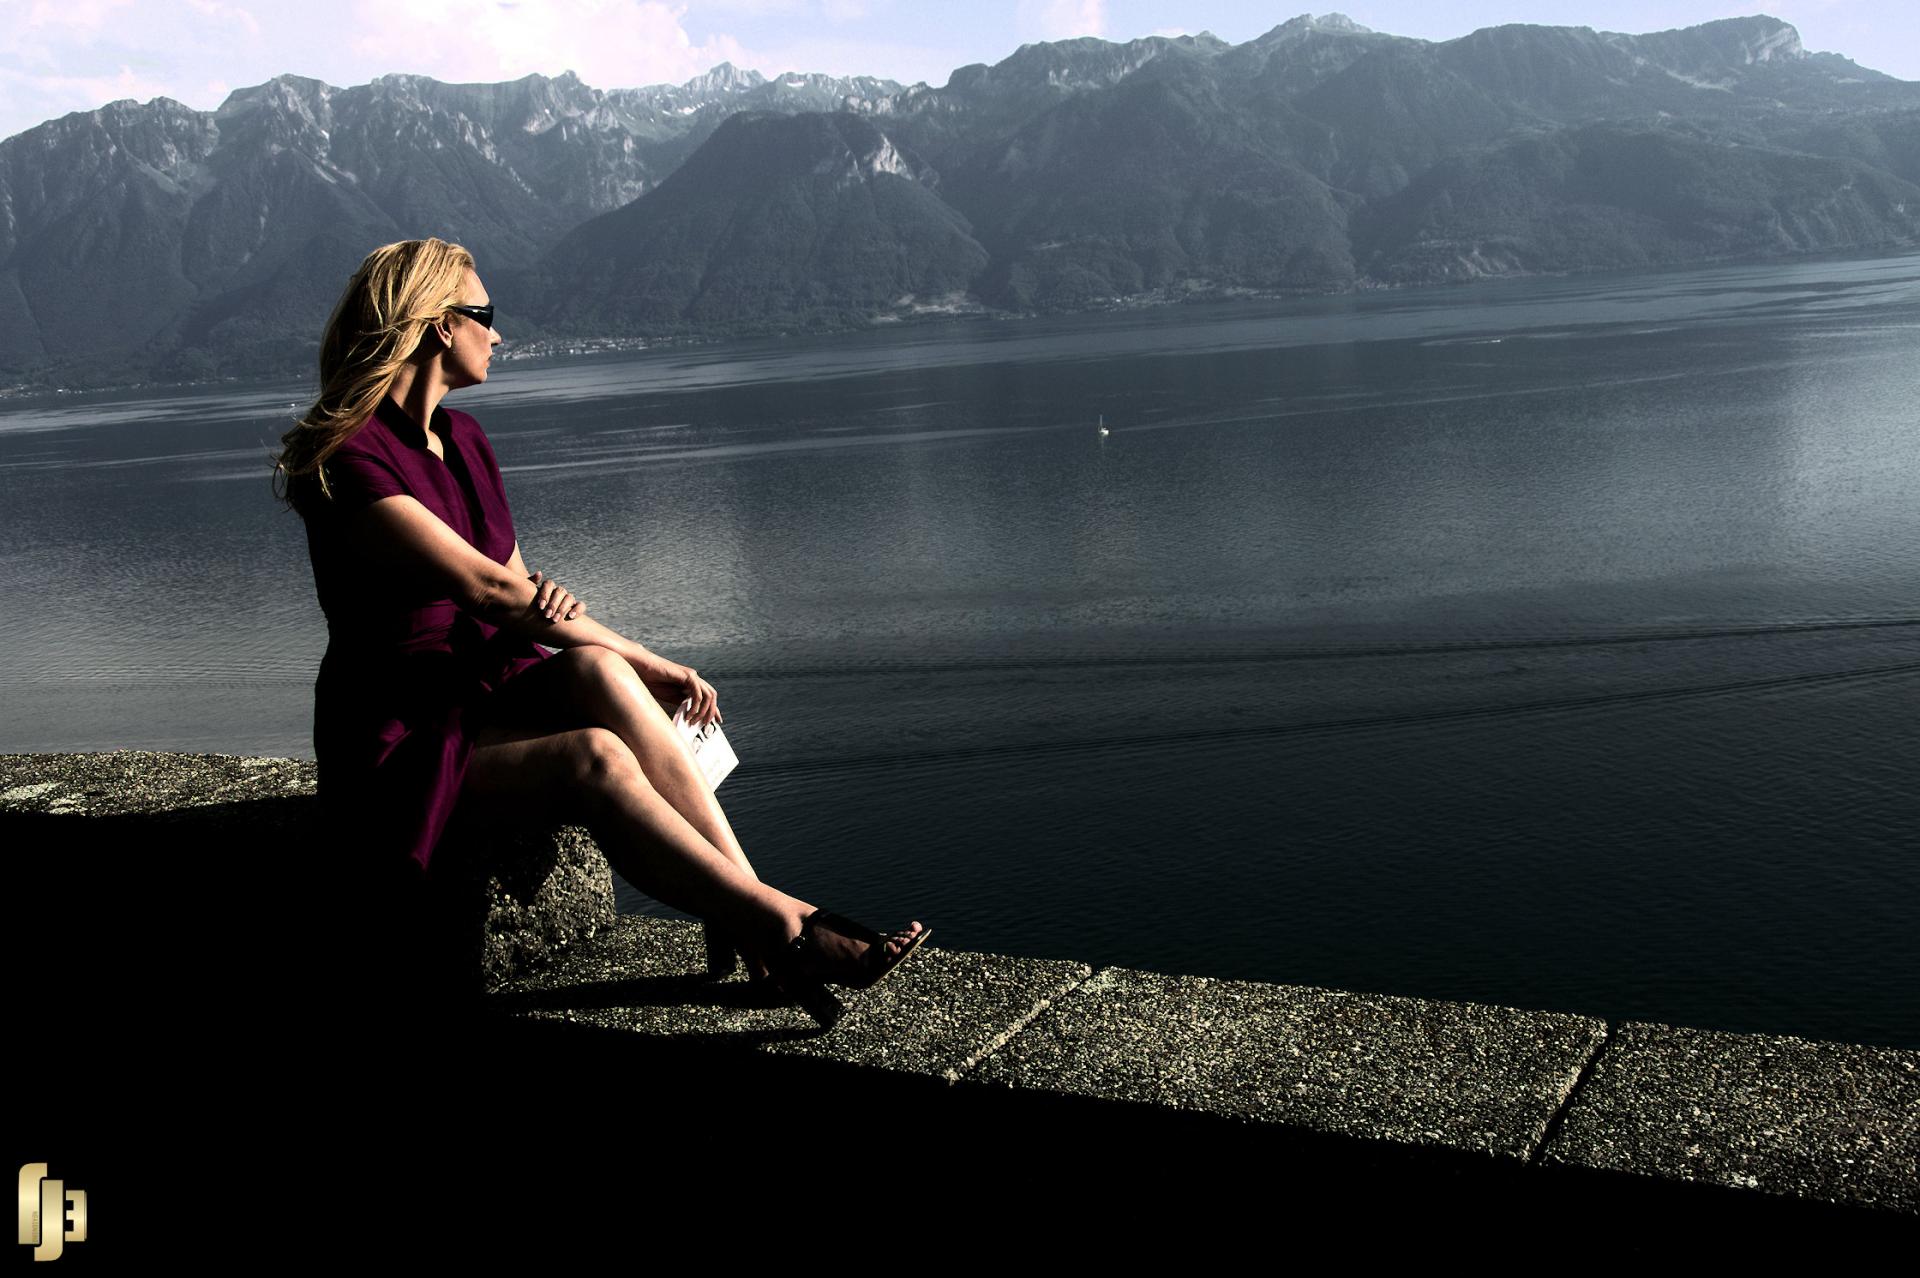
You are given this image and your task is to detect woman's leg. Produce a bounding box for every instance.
[456,723,922,966]
[485,647,756,880]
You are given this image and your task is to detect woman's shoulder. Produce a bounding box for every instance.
[310,413,412,512]
[330,412,395,461]
[444,404,488,438]
[446,405,502,462]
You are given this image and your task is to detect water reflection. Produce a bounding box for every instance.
[3,251,1919,1045]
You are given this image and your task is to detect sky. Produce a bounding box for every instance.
[1,1,1912,143]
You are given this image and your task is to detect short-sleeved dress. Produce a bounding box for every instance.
[293,394,551,880]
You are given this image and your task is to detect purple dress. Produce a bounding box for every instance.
[293,395,551,879]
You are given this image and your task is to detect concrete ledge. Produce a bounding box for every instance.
[0,748,315,814]
[1540,1021,1920,1213]
[492,915,1091,1079]
[0,750,613,992]
[479,917,1918,1233]
[962,965,1605,1159]
[8,751,1916,1234]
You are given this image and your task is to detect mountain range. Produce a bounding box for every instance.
[1,14,1915,386]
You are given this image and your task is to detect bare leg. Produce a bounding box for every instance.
[456,723,922,967]
[475,646,771,973]
[480,647,755,878]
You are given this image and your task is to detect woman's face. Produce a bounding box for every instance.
[442,268,501,388]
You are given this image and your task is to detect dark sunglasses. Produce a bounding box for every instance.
[446,303,495,330]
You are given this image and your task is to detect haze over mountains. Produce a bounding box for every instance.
[2,13,1916,386]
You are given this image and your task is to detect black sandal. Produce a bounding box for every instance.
[765,910,931,1029]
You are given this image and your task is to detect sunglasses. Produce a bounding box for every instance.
[446,303,495,330]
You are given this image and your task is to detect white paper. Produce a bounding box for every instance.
[672,705,739,790]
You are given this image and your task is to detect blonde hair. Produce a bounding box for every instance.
[272,237,475,511]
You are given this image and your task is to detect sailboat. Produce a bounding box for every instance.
[1097,414,1109,437]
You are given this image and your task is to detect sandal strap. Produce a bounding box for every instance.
[804,909,883,947]
[783,910,926,993]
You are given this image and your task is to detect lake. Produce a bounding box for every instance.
[3,250,1917,1047]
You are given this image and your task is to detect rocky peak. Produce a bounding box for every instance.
[216,74,335,128]
[682,63,767,97]
[1230,12,1398,87]
[1,94,219,179]
[1607,16,1808,83]
[953,31,1221,102]
[1713,15,1805,63]
[1285,13,1374,37]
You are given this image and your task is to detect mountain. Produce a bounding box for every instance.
[0,97,221,372]
[1360,124,1920,282]
[0,64,900,380]
[946,62,1356,305]
[2,14,1917,386]
[887,31,1232,165]
[533,112,985,333]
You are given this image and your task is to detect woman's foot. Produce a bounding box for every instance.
[752,912,931,1029]
[781,912,929,989]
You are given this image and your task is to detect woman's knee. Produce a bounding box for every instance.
[548,643,620,684]
[568,726,645,792]
[557,644,650,705]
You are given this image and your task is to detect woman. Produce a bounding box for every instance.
[273,237,927,1028]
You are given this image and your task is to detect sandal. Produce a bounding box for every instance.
[764,910,932,1030]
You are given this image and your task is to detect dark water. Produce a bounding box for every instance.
[4,252,1918,1047]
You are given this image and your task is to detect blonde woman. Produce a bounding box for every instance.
[274,237,927,1027]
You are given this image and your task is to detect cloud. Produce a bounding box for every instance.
[0,0,268,137]
[19,0,136,33]
[1016,0,1106,43]
[696,0,808,13]
[0,62,180,139]
[347,0,752,88]
[727,33,959,86]
[699,0,879,19]
[183,0,262,37]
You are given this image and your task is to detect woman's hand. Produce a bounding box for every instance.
[651,663,721,728]
[528,571,582,623]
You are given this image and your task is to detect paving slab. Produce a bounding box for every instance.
[963,966,1607,1159]
[489,916,1091,1080]
[1540,1021,1920,1213]
[0,749,314,814]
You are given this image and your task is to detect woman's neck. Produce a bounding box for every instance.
[384,365,445,435]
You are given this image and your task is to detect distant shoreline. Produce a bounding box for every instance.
[4,239,1915,405]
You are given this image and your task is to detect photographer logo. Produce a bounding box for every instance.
[16,1164,86,1263]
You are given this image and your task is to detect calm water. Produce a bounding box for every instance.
[4,252,1918,1047]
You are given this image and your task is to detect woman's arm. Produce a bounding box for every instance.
[506,541,577,623]
[336,496,696,695]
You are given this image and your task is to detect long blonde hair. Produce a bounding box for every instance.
[273,237,475,511]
